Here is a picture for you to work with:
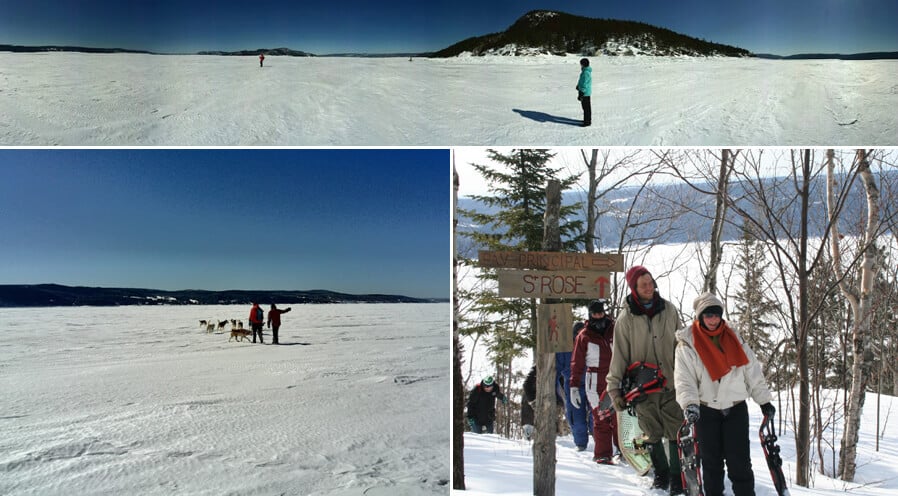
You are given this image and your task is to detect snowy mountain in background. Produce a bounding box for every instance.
[433,10,751,58]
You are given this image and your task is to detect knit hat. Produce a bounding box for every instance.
[693,292,725,318]
[588,299,606,315]
[482,376,494,387]
[580,57,589,67]
[625,265,651,292]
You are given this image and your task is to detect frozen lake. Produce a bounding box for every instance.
[1,53,895,145]
[0,303,449,495]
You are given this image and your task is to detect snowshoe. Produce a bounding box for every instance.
[677,420,704,496]
[760,414,790,496]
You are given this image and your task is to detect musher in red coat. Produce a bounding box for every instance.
[267,304,292,345]
[249,302,265,343]
[570,299,619,464]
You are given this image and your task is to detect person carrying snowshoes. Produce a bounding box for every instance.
[674,292,775,496]
[570,299,619,464]
[606,265,685,495]
[466,375,507,434]
[576,57,592,127]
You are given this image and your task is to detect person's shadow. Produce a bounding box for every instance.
[513,109,583,126]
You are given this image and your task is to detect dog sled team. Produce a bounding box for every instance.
[199,302,292,345]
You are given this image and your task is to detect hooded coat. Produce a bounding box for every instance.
[570,317,614,407]
[577,66,592,97]
[674,292,773,411]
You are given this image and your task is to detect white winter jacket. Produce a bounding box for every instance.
[674,294,773,412]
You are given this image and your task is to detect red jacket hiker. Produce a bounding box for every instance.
[259,53,265,67]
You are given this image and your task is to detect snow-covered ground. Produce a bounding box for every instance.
[1,53,895,145]
[0,303,449,495]
[459,390,898,495]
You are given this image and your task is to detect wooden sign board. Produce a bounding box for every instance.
[537,303,573,354]
[497,269,612,299]
[479,250,623,272]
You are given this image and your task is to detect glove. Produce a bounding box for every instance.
[570,387,581,409]
[684,404,700,424]
[501,396,508,405]
[467,418,476,431]
[608,389,627,412]
[523,424,534,440]
[761,403,776,418]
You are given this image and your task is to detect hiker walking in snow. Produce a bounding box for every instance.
[248,302,265,343]
[675,292,775,496]
[557,324,593,451]
[576,57,592,127]
[606,265,685,495]
[259,53,265,67]
[520,364,565,440]
[267,304,291,345]
[570,299,619,464]
[466,375,507,434]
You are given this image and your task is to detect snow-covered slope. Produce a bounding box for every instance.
[0,303,449,495]
[459,390,898,495]
[1,53,894,145]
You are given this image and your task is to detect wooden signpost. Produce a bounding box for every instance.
[497,269,612,299]
[479,250,623,271]
[536,303,573,354]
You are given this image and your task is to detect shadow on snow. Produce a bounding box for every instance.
[512,109,582,126]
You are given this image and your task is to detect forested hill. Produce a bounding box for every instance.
[0,284,443,308]
[433,10,751,57]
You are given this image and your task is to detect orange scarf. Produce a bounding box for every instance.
[692,320,749,381]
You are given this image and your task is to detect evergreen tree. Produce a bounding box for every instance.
[457,149,583,436]
[731,219,779,375]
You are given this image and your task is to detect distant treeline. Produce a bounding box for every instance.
[0,284,445,308]
[0,44,153,54]
[753,52,898,60]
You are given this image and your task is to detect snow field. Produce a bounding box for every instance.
[1,53,895,145]
[0,303,449,495]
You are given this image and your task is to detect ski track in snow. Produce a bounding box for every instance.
[0,303,449,495]
[0,53,895,145]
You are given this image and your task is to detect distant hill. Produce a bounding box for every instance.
[0,44,153,54]
[0,284,445,308]
[432,10,751,57]
[754,51,898,60]
[197,47,315,57]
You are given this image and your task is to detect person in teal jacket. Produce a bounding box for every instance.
[576,58,592,127]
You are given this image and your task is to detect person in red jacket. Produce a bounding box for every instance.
[248,302,265,343]
[259,53,265,67]
[267,304,292,345]
[570,299,619,464]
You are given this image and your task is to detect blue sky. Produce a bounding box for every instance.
[0,149,449,298]
[1,1,895,55]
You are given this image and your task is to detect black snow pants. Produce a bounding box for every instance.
[271,325,280,344]
[696,401,755,496]
[580,96,591,125]
[252,323,264,343]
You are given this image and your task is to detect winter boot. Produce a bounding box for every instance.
[649,441,670,490]
[668,440,684,495]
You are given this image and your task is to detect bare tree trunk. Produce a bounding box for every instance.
[533,180,561,496]
[704,149,731,293]
[452,159,466,490]
[795,149,812,487]
[834,149,881,481]
[583,149,598,254]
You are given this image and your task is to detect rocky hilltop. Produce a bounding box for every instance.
[433,10,751,57]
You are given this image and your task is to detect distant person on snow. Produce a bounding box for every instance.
[576,57,592,127]
[249,302,265,343]
[267,304,292,345]
[259,53,265,67]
